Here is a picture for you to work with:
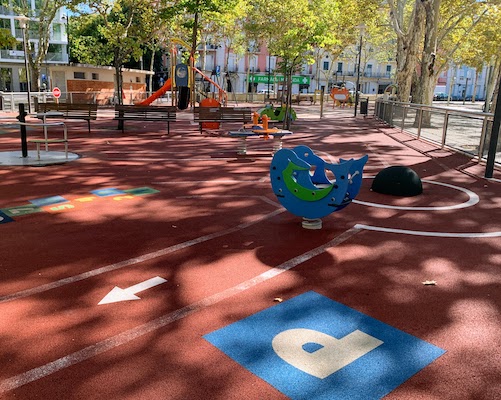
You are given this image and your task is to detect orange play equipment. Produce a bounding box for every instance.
[330,87,350,107]
[200,97,221,130]
[136,78,172,106]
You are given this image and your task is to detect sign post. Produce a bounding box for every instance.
[52,86,61,103]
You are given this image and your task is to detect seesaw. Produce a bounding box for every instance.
[229,113,293,154]
[270,145,368,229]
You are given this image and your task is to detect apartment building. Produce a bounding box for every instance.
[0,5,68,92]
[191,41,397,96]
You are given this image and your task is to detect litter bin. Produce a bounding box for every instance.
[360,97,369,115]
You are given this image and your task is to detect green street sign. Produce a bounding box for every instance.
[291,76,311,85]
[249,75,310,85]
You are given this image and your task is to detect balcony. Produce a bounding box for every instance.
[0,49,66,63]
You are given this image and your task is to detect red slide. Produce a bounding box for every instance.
[136,78,172,106]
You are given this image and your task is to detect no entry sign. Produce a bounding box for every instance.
[52,87,61,98]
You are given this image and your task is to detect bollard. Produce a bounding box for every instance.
[16,103,28,158]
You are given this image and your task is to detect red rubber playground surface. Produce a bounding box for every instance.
[0,105,500,399]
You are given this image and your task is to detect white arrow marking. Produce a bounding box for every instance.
[98,276,167,305]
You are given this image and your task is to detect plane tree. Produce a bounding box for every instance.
[245,0,362,128]
[386,0,496,105]
[79,0,157,107]
[451,4,501,109]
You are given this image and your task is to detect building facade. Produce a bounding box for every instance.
[0,4,68,92]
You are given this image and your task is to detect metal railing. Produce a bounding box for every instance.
[374,99,500,176]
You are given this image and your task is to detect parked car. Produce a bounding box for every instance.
[257,89,273,95]
[433,92,447,101]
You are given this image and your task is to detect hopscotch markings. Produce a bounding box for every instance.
[2,204,43,217]
[91,188,126,197]
[1,187,156,221]
[124,187,160,196]
[44,203,77,213]
[29,196,69,207]
[0,226,360,394]
[0,210,14,224]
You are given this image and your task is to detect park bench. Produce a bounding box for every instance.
[293,93,315,105]
[114,105,177,134]
[193,106,253,133]
[35,102,98,133]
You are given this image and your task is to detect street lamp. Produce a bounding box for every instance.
[354,24,365,117]
[267,54,271,101]
[16,15,31,113]
[62,14,70,64]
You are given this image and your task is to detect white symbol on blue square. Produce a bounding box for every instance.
[29,195,68,207]
[204,291,445,400]
[91,188,126,197]
[0,210,14,224]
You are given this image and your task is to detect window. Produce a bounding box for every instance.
[0,18,10,29]
[136,77,140,83]
[74,71,85,79]
[323,61,329,71]
[92,73,99,80]
[52,23,62,41]
[337,62,343,73]
[0,67,12,91]
[386,65,391,77]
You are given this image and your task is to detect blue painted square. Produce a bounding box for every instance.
[29,195,68,207]
[91,188,126,197]
[0,210,14,224]
[204,291,445,400]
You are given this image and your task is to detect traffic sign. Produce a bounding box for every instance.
[249,75,311,85]
[52,87,61,98]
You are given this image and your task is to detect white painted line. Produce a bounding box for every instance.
[0,227,361,394]
[0,208,284,304]
[355,224,501,238]
[98,276,167,305]
[353,179,479,211]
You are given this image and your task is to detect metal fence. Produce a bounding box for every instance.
[374,99,500,176]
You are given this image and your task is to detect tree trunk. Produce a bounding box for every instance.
[115,63,124,130]
[415,0,441,127]
[148,46,155,95]
[491,65,501,113]
[391,0,427,103]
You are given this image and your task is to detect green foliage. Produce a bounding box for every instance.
[70,14,113,65]
[0,28,17,49]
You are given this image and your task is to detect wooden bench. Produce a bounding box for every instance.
[36,102,98,133]
[114,105,177,133]
[193,106,253,133]
[293,93,315,105]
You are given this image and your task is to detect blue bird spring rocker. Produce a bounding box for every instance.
[270,145,368,229]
